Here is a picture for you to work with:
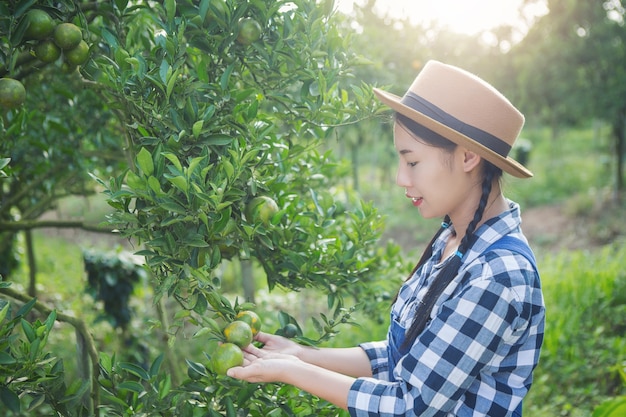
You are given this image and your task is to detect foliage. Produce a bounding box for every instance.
[0,287,90,416]
[3,0,404,414]
[89,0,400,333]
[525,242,626,416]
[0,0,126,274]
[593,363,626,417]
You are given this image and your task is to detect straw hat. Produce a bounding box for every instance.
[373,60,532,178]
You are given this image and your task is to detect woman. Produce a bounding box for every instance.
[228,60,545,417]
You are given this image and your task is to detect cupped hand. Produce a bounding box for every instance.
[227,342,300,383]
[253,331,304,357]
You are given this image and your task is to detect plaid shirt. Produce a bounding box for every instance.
[348,201,545,416]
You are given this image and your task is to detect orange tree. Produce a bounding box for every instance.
[1,0,406,415]
[90,0,404,415]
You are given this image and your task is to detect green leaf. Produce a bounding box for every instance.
[119,362,150,380]
[166,68,181,102]
[125,170,145,190]
[27,394,46,412]
[206,135,234,145]
[137,147,154,176]
[192,120,203,138]
[221,63,235,91]
[114,0,128,12]
[21,318,36,342]
[0,302,9,323]
[0,158,10,170]
[118,381,146,393]
[187,155,205,178]
[166,175,188,193]
[162,152,183,172]
[148,176,162,193]
[593,396,626,417]
[0,351,16,365]
[16,297,36,317]
[0,386,20,413]
[164,0,176,24]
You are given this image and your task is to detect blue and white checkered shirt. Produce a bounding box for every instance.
[348,201,545,416]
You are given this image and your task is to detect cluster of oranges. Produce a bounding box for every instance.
[1,9,92,110]
[24,9,91,69]
[211,310,262,376]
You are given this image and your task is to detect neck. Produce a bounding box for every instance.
[448,190,507,246]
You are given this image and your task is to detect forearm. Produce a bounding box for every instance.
[282,360,356,410]
[297,346,373,378]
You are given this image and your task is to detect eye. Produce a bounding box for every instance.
[407,161,418,167]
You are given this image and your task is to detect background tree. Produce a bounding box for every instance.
[511,0,626,197]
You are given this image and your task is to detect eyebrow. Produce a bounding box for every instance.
[398,149,413,155]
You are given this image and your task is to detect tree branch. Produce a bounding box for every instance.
[0,219,115,233]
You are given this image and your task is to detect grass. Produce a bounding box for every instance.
[526,242,626,416]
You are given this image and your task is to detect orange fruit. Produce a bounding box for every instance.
[24,9,55,40]
[245,196,278,225]
[53,23,83,50]
[236,18,262,45]
[34,40,61,63]
[187,362,206,380]
[0,78,26,109]
[236,310,262,336]
[223,320,253,348]
[64,40,90,65]
[283,323,298,338]
[211,342,243,376]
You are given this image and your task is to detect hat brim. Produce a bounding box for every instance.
[373,88,533,179]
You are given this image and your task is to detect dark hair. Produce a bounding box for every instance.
[394,113,503,349]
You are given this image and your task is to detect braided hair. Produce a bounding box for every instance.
[394,113,503,349]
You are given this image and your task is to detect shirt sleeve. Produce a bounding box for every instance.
[348,261,531,417]
[358,340,389,380]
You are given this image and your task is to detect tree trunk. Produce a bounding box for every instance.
[241,259,255,303]
[351,143,360,192]
[25,230,36,298]
[612,110,625,199]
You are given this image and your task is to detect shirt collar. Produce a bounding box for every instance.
[432,199,524,264]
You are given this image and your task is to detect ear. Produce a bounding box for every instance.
[461,149,482,173]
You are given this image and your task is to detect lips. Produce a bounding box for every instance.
[405,192,423,207]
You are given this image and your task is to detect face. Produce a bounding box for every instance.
[394,122,480,220]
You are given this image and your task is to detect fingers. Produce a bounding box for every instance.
[242,342,263,356]
[253,331,274,344]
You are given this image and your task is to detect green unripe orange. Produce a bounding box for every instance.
[0,78,26,109]
[223,320,253,348]
[54,23,83,50]
[283,323,298,338]
[34,40,61,63]
[236,18,262,45]
[245,195,279,225]
[24,9,55,40]
[211,343,243,376]
[235,310,262,336]
[64,40,90,65]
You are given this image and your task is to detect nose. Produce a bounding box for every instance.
[395,164,411,188]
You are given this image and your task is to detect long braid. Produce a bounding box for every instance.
[402,165,498,349]
[392,215,451,303]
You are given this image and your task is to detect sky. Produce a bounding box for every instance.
[335,0,549,36]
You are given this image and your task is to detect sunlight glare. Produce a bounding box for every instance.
[336,0,548,36]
